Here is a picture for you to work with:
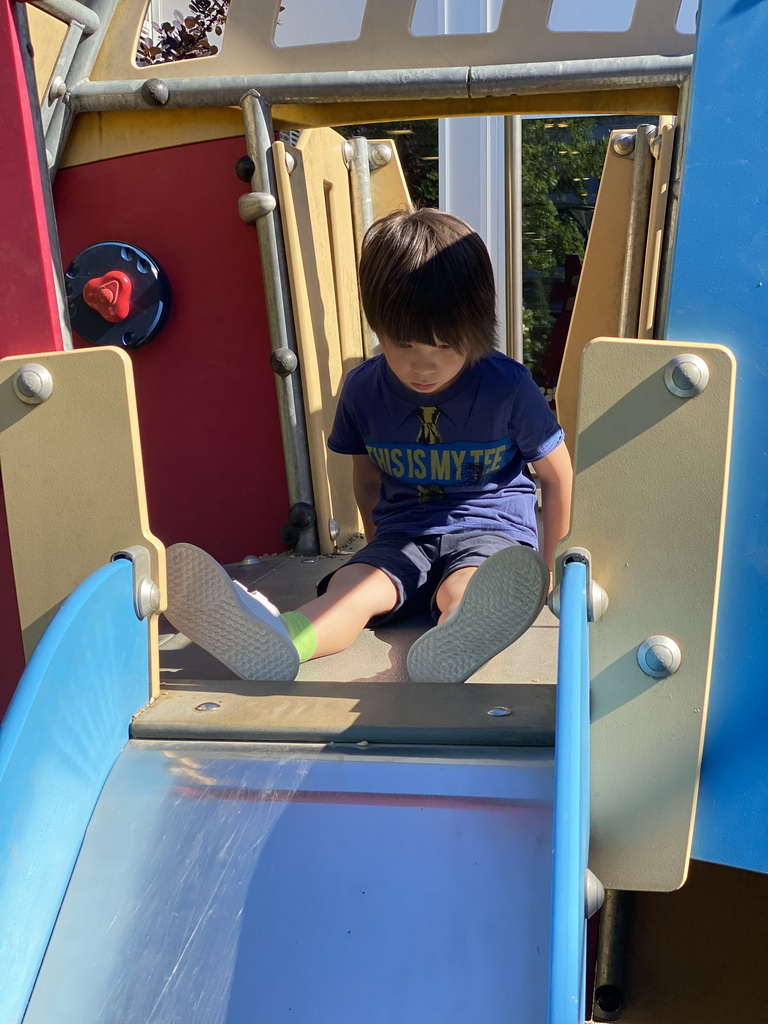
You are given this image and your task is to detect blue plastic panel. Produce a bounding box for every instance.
[0,560,149,1024]
[24,741,554,1024]
[664,0,768,873]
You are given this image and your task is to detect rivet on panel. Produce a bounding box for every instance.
[195,702,221,712]
[13,364,53,405]
[664,354,709,398]
[637,636,682,678]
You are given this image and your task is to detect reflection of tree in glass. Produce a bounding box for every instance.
[522,117,606,384]
[136,0,232,66]
[338,121,440,209]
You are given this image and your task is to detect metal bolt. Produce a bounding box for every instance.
[368,143,393,168]
[487,706,512,717]
[612,133,635,157]
[664,354,709,398]
[13,363,53,404]
[328,518,340,542]
[137,577,161,619]
[195,702,221,712]
[141,78,170,106]
[649,131,662,159]
[270,348,298,377]
[238,191,277,223]
[241,554,261,565]
[48,75,67,102]
[637,635,682,678]
[342,140,354,168]
[285,151,296,174]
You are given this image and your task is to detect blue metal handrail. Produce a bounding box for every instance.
[548,557,591,1024]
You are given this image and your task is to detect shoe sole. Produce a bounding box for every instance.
[165,543,299,681]
[406,545,549,683]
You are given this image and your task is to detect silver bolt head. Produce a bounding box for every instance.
[664,354,709,398]
[13,363,53,404]
[238,191,276,223]
[342,140,354,168]
[195,702,221,712]
[637,635,682,678]
[612,133,636,157]
[48,75,67,102]
[285,151,296,174]
[369,143,393,168]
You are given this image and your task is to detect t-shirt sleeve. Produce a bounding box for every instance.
[509,367,564,462]
[327,371,369,455]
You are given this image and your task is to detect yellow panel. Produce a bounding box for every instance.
[272,88,680,131]
[556,131,636,455]
[273,131,364,554]
[0,348,165,698]
[59,92,680,169]
[27,6,68,103]
[558,338,735,891]
[368,139,413,223]
[60,107,245,169]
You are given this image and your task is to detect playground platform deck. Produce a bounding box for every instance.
[158,539,560,689]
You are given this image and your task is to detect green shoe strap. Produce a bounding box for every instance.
[280,611,318,663]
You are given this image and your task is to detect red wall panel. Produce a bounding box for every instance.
[54,137,291,565]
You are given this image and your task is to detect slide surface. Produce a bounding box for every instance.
[23,739,555,1024]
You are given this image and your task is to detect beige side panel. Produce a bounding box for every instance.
[559,338,735,891]
[274,131,364,553]
[368,140,413,223]
[27,7,68,103]
[90,0,693,79]
[0,348,165,698]
[556,132,636,454]
[638,120,676,339]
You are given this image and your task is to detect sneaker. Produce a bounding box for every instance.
[406,545,549,683]
[165,543,300,681]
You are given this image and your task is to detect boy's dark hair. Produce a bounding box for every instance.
[358,208,498,363]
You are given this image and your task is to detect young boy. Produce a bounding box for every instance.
[166,209,572,683]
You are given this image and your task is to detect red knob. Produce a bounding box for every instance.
[83,270,132,323]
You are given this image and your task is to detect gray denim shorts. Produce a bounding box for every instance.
[317,531,526,626]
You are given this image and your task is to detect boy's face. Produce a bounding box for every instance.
[379,337,468,396]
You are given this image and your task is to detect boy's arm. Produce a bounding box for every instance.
[352,454,382,542]
[530,442,573,578]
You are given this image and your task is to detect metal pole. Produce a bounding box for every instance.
[240,90,318,556]
[66,55,692,113]
[348,136,378,359]
[45,0,121,176]
[28,0,100,34]
[617,124,656,339]
[592,889,631,1021]
[504,115,523,362]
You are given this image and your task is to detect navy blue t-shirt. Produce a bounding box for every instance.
[328,351,564,547]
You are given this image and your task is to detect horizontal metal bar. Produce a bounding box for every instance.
[28,0,100,35]
[67,54,691,114]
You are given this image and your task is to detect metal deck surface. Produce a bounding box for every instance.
[23,740,554,1024]
[159,542,559,687]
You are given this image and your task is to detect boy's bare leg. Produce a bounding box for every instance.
[295,563,398,659]
[406,546,549,683]
[433,566,478,622]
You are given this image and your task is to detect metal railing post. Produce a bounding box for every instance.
[240,90,318,555]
